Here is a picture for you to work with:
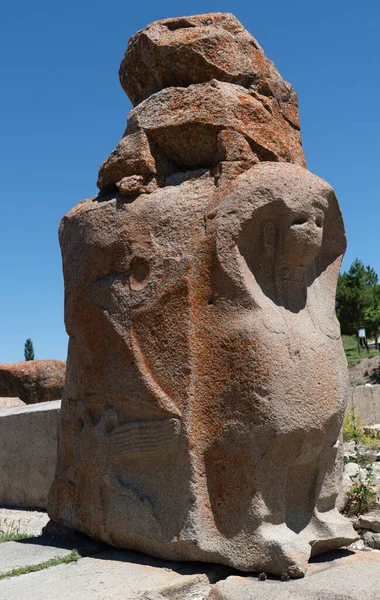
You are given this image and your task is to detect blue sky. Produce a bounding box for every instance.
[0,0,379,363]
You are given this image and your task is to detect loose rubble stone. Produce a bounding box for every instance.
[0,360,65,404]
[363,531,380,549]
[349,538,367,551]
[343,462,369,486]
[354,509,380,533]
[48,13,356,579]
[116,175,158,196]
[97,131,157,190]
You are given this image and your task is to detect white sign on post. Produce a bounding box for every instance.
[358,328,366,339]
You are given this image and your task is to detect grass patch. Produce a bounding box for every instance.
[0,519,34,543]
[342,335,378,366]
[0,549,80,580]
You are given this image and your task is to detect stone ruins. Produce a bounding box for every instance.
[48,13,358,577]
[0,360,65,405]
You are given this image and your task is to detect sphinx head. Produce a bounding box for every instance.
[263,191,328,278]
[211,162,346,310]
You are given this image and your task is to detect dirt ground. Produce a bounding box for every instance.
[349,355,380,387]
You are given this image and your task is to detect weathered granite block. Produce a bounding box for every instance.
[48,13,357,577]
[0,401,60,509]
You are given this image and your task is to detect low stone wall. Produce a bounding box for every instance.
[0,400,60,509]
[348,385,380,425]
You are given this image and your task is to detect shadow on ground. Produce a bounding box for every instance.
[17,529,358,582]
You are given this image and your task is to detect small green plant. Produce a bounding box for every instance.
[24,338,35,361]
[0,549,80,580]
[343,407,377,516]
[343,407,363,444]
[0,519,33,543]
[346,464,376,516]
[343,407,380,452]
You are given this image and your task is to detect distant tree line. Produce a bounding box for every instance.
[336,258,380,346]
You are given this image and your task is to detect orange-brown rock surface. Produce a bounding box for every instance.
[119,13,298,112]
[48,14,356,578]
[97,13,305,195]
[0,360,65,404]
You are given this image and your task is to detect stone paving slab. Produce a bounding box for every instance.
[0,547,215,600]
[1,543,380,599]
[209,550,380,600]
[0,540,72,575]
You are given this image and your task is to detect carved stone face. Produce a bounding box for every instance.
[279,200,327,270]
[211,163,346,316]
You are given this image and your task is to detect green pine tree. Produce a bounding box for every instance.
[336,259,380,335]
[24,338,35,361]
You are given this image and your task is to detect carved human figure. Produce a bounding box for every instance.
[49,162,357,577]
[193,162,357,575]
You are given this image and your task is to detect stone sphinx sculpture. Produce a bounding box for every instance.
[48,13,357,577]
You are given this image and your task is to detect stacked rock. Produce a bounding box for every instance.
[97,13,305,196]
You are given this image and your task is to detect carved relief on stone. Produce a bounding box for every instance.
[48,14,357,578]
[49,163,357,576]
